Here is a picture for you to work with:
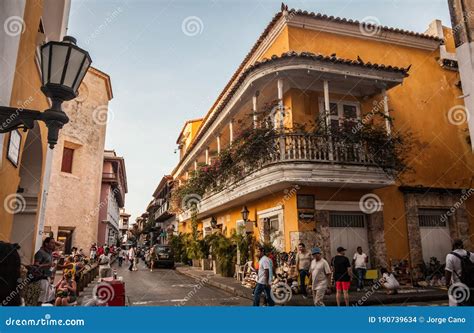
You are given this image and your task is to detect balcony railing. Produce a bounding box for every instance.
[270,133,377,166]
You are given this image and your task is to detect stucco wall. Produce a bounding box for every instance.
[43,69,110,253]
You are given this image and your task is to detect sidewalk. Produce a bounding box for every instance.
[176,266,448,306]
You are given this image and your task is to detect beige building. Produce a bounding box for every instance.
[43,67,113,253]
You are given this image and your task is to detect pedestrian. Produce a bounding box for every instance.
[0,241,22,306]
[352,246,368,291]
[128,246,136,271]
[133,247,139,271]
[253,246,275,306]
[89,243,97,262]
[54,271,77,306]
[308,247,331,306]
[118,247,126,267]
[445,239,474,306]
[296,242,311,298]
[33,237,57,304]
[379,268,399,295]
[98,248,112,278]
[331,246,352,306]
[149,247,157,272]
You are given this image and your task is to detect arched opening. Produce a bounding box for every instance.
[10,126,43,262]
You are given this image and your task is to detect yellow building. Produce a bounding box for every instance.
[0,0,72,261]
[170,5,474,276]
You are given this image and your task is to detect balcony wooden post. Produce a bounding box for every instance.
[229,120,233,145]
[194,160,197,171]
[279,135,286,161]
[382,88,391,135]
[277,79,284,129]
[252,94,258,129]
[323,80,334,161]
[216,134,221,154]
[205,147,209,165]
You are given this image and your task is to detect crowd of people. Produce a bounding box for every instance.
[0,238,127,307]
[254,238,473,306]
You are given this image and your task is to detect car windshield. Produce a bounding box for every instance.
[155,246,171,254]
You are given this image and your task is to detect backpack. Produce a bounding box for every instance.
[450,251,474,305]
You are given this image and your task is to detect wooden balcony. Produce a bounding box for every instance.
[270,133,378,166]
[178,133,394,221]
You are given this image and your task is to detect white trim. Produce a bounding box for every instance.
[257,205,283,217]
[315,200,383,211]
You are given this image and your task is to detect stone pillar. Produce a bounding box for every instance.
[315,210,331,258]
[367,211,388,269]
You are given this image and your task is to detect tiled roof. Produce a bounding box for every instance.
[286,8,442,42]
[251,51,410,75]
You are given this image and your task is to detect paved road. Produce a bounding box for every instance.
[114,262,249,306]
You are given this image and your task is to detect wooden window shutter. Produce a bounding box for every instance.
[61,147,74,173]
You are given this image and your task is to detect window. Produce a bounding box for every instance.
[7,130,21,167]
[268,216,280,233]
[61,147,74,173]
[329,213,365,228]
[321,100,360,133]
[297,195,315,209]
[418,209,448,227]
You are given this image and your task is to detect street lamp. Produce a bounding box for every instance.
[241,206,257,227]
[0,36,92,149]
[210,216,218,228]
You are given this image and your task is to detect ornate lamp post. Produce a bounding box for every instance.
[0,36,92,148]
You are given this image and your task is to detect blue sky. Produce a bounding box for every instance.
[68,0,451,221]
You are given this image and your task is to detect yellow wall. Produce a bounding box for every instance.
[0,1,49,246]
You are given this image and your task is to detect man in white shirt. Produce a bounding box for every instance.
[308,247,331,306]
[352,246,368,291]
[252,246,274,306]
[445,239,474,306]
[128,246,136,271]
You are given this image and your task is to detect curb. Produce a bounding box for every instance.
[176,268,253,301]
[176,267,448,306]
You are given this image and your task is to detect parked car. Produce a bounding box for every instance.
[148,245,175,269]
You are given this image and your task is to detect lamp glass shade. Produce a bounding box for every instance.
[40,36,92,101]
[241,206,249,222]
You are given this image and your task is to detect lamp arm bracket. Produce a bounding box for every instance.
[0,106,42,133]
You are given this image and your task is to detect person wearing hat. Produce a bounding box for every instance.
[331,246,353,306]
[308,247,331,306]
